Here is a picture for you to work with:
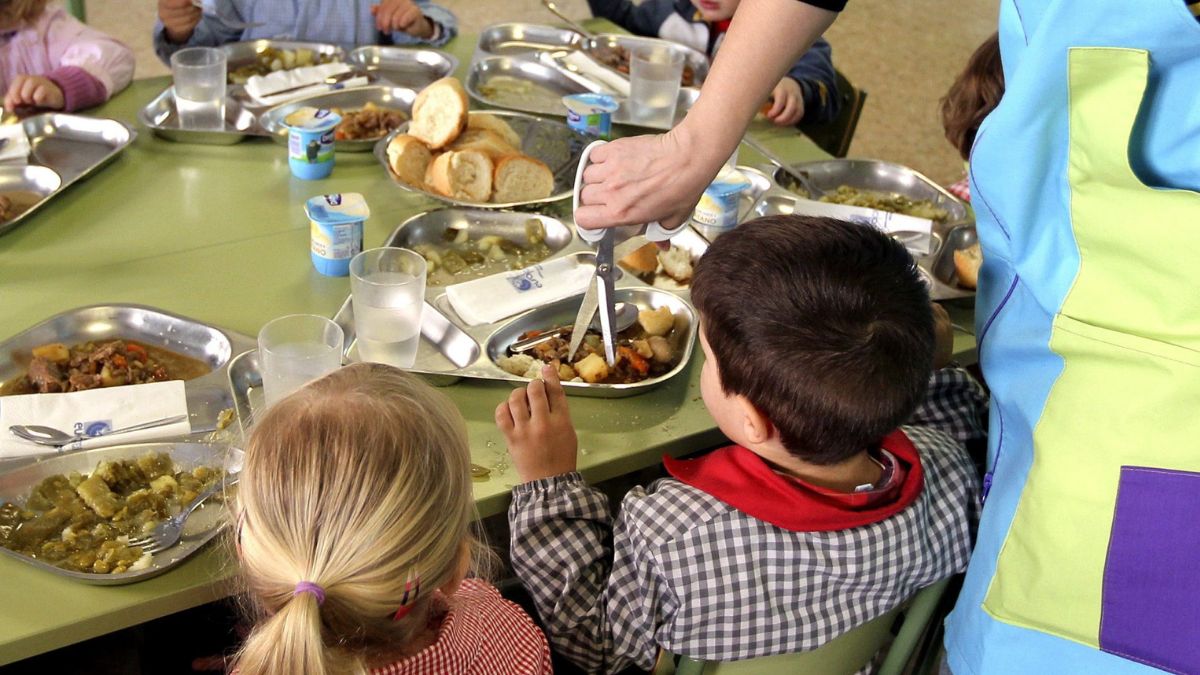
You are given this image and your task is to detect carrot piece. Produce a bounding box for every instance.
[618,346,649,376]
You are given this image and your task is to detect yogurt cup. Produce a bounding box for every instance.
[692,168,752,230]
[305,192,369,276]
[284,107,342,180]
[563,93,618,139]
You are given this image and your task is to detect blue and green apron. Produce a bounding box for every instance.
[944,1,1200,673]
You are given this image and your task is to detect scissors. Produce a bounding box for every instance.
[569,140,684,365]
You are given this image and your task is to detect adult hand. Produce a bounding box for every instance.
[372,0,434,39]
[574,127,716,233]
[4,76,65,112]
[159,0,202,44]
[932,302,954,369]
[764,77,805,126]
[495,365,579,483]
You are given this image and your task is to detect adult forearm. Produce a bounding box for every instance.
[675,0,837,164]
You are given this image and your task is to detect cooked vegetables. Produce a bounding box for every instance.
[228,47,339,84]
[413,220,553,285]
[0,340,211,396]
[817,185,950,223]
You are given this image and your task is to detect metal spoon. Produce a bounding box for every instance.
[508,302,638,354]
[10,414,189,448]
[740,135,825,199]
[541,0,595,37]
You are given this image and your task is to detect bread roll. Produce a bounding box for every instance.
[619,243,659,275]
[493,155,554,203]
[448,129,517,159]
[953,242,983,290]
[386,134,432,187]
[467,112,522,149]
[424,150,494,202]
[409,77,468,150]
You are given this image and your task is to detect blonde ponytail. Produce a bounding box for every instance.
[232,363,479,674]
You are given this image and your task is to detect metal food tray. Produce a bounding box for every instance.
[318,208,698,398]
[258,85,418,152]
[0,442,241,585]
[474,23,709,88]
[465,55,699,130]
[0,304,257,438]
[754,158,976,300]
[0,114,135,237]
[374,110,587,209]
[221,39,346,79]
[347,46,459,90]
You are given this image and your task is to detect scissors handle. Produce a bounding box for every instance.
[573,140,686,244]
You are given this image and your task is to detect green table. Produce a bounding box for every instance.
[0,23,975,665]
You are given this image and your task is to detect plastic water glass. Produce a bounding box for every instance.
[629,46,684,128]
[258,314,344,407]
[350,248,427,368]
[171,47,227,130]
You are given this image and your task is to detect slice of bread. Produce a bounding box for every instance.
[448,129,517,159]
[425,150,494,202]
[467,112,522,149]
[409,77,468,150]
[386,134,432,187]
[953,242,982,290]
[619,243,660,275]
[493,155,554,203]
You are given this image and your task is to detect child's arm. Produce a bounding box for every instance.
[587,0,679,38]
[906,305,988,446]
[153,0,244,64]
[35,8,135,111]
[499,366,670,674]
[373,0,458,47]
[778,37,840,125]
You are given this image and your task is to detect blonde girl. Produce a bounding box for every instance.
[0,0,134,113]
[233,362,552,675]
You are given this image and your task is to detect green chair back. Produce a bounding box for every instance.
[798,68,868,158]
[656,578,951,675]
[66,0,86,22]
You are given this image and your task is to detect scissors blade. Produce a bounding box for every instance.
[567,280,598,362]
[596,231,618,366]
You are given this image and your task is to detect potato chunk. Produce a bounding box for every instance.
[638,306,675,337]
[76,475,122,518]
[31,343,70,363]
[575,353,610,384]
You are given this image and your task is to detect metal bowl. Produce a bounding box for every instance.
[347,46,458,90]
[374,110,587,209]
[258,85,417,152]
[477,23,584,55]
[583,33,709,88]
[0,165,61,236]
[220,40,345,78]
[137,86,262,145]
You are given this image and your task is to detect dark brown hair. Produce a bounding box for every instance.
[941,33,1003,160]
[691,216,934,465]
[0,0,49,27]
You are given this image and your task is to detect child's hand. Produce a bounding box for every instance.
[764,77,805,127]
[4,76,65,113]
[371,0,434,39]
[495,364,579,483]
[159,0,202,44]
[932,302,954,369]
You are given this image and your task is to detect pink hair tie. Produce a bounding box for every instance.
[392,576,421,621]
[294,581,326,606]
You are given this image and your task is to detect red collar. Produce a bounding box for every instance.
[663,430,925,532]
[714,19,732,33]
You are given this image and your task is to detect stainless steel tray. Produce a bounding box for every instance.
[348,46,458,90]
[316,208,698,398]
[221,39,345,79]
[138,86,266,145]
[583,33,709,88]
[0,442,241,585]
[258,85,417,152]
[465,55,699,131]
[752,159,976,300]
[0,165,61,235]
[0,114,135,236]
[374,110,586,209]
[0,304,257,436]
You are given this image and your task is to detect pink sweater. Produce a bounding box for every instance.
[1,5,134,111]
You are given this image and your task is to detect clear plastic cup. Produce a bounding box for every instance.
[350,248,427,368]
[171,47,227,130]
[629,46,684,128]
[258,314,344,407]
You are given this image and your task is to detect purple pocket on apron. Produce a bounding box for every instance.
[1100,466,1200,673]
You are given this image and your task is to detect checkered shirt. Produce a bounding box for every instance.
[509,368,986,674]
[370,579,553,675]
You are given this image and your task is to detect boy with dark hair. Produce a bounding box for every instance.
[498,215,985,673]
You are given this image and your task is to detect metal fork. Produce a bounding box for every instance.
[127,473,240,555]
[189,0,265,30]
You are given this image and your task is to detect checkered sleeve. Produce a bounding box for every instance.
[509,473,670,674]
[907,367,988,446]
